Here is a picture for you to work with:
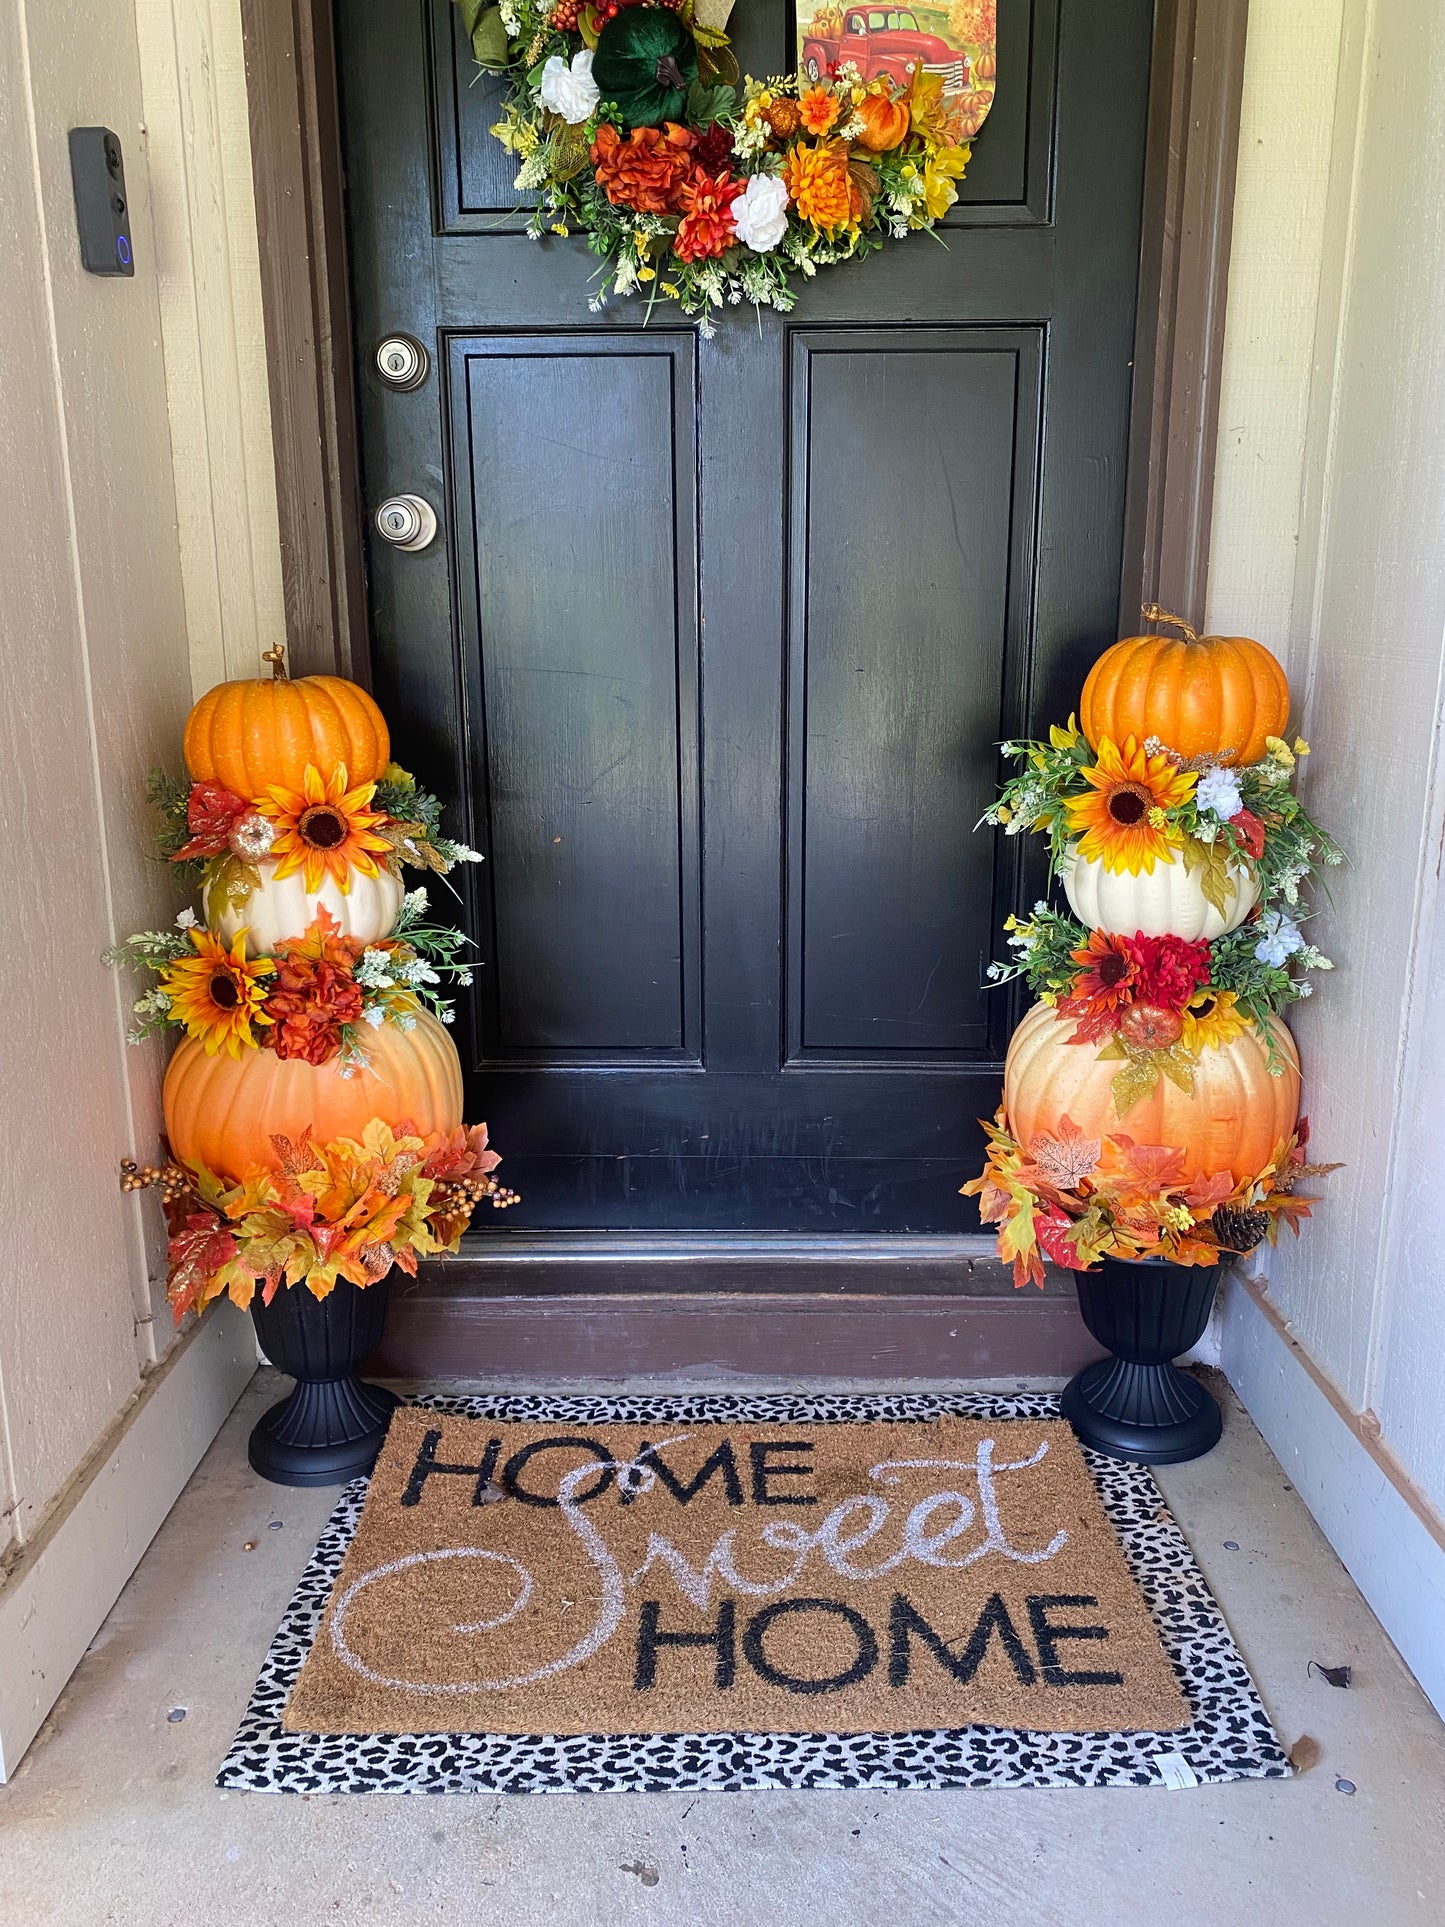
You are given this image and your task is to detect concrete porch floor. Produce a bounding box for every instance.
[1,1372,1442,1927]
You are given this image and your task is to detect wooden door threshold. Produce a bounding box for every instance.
[371,1234,1096,1380]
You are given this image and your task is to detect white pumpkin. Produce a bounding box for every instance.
[209,860,404,954]
[1059,843,1259,941]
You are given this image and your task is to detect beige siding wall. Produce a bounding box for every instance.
[0,0,275,1563]
[1208,0,1445,1517]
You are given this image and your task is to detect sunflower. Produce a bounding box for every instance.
[1181,987,1249,1054]
[257,762,391,894]
[160,928,274,1057]
[1063,735,1197,874]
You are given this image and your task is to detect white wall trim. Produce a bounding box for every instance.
[0,1305,255,1782]
[1221,1271,1445,1720]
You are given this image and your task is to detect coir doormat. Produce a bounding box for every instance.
[219,1392,1292,1795]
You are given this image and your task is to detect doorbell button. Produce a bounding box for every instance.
[375,494,437,551]
[375,335,430,390]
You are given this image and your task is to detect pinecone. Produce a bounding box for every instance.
[765,98,802,140]
[1211,1205,1270,1253]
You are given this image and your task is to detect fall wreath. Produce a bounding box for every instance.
[453,0,997,324]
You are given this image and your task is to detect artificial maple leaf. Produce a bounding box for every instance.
[1029,1115,1102,1190]
[1184,1169,1235,1211]
[1102,1135,1190,1203]
[1034,1204,1077,1271]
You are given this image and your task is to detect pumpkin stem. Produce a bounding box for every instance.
[654,52,686,89]
[1140,604,1200,645]
[261,644,289,681]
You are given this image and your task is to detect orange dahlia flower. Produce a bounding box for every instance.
[591,122,695,214]
[782,139,853,234]
[674,168,744,263]
[798,85,841,136]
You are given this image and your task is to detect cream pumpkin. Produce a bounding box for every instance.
[163,1007,462,1175]
[1003,1000,1299,1185]
[1059,843,1259,941]
[209,860,404,955]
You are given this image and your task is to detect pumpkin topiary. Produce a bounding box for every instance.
[163,1005,463,1175]
[183,652,391,799]
[1079,606,1291,768]
[591,9,697,128]
[1003,1000,1300,1187]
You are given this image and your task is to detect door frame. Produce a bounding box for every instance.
[233,0,1251,1361]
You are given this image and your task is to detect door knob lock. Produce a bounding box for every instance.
[374,494,438,551]
[375,334,430,390]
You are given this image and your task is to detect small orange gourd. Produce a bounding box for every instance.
[183,648,391,799]
[1079,606,1291,768]
[1003,1001,1299,1187]
[163,1008,462,1176]
[854,92,910,152]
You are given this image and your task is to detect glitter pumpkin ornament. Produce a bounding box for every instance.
[183,646,390,799]
[1079,606,1291,768]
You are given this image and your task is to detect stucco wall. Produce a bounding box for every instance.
[1207,0,1445,1518]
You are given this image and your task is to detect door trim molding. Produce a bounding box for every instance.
[239,0,367,678]
[247,0,1247,676]
[1120,0,1251,630]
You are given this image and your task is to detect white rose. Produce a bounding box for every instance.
[538,50,599,125]
[729,173,790,252]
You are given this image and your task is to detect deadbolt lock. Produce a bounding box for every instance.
[374,494,438,552]
[375,334,430,390]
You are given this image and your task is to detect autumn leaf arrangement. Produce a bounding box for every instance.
[122,1122,518,1323]
[965,612,1342,1285]
[451,0,995,325]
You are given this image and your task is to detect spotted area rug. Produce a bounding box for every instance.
[218,1392,1292,1794]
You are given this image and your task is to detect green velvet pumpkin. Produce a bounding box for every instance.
[591,9,699,128]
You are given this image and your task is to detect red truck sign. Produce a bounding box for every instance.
[800,7,971,94]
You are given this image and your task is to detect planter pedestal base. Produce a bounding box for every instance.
[1064,1256,1224,1466]
[249,1276,400,1488]
[248,1376,401,1487]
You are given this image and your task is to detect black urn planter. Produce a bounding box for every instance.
[248,1277,401,1487]
[1061,1256,1224,1465]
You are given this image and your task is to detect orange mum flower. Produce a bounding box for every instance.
[798,85,841,136]
[257,762,391,895]
[782,139,853,234]
[590,121,695,215]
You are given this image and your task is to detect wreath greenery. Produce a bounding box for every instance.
[453,0,994,325]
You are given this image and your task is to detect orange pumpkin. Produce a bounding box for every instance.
[184,670,391,799]
[973,49,997,82]
[1003,1000,1299,1186]
[1079,606,1291,767]
[854,92,910,152]
[163,1009,462,1176]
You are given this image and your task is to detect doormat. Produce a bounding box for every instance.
[219,1392,1292,1795]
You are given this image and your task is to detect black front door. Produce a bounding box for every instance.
[336,0,1153,1231]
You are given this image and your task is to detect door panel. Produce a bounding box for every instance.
[448,335,701,1063]
[787,329,1038,1063]
[336,0,1154,1233]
